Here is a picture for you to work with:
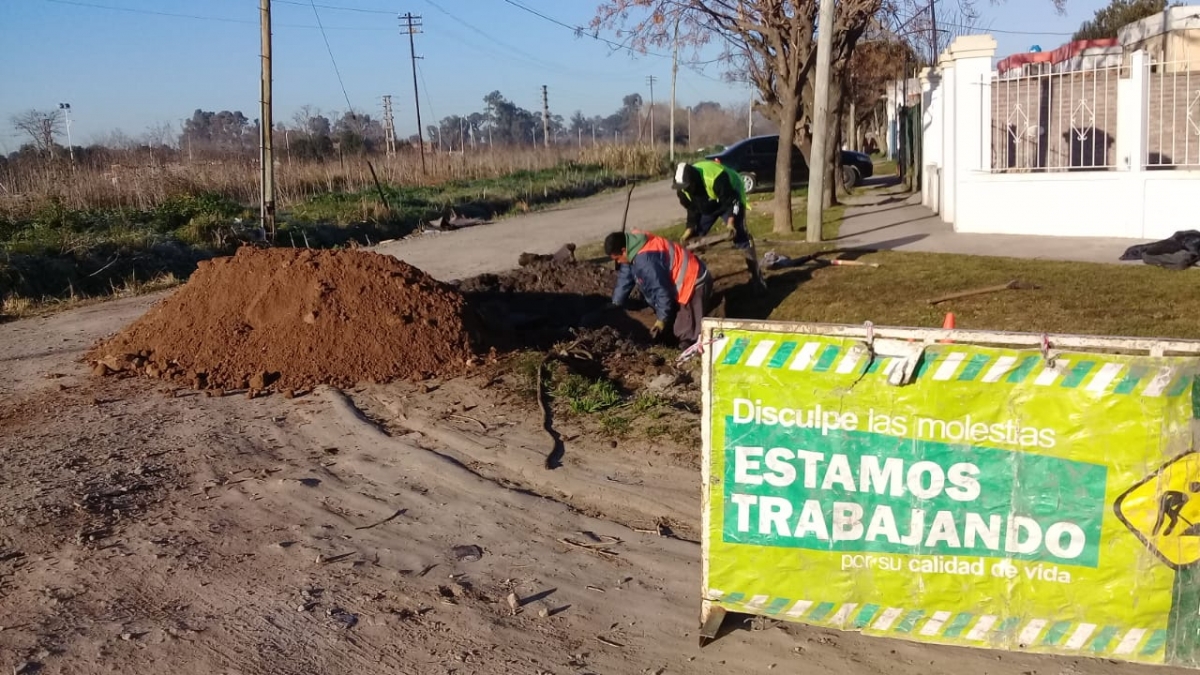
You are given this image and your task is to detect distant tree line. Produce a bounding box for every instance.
[2,92,763,172]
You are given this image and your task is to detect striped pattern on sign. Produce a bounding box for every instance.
[715,336,1193,398]
[705,590,1166,658]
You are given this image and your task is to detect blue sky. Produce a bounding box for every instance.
[0,0,1106,151]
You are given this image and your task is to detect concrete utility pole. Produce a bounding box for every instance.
[58,103,73,161]
[806,0,836,243]
[541,85,550,149]
[669,19,679,162]
[747,87,753,138]
[400,12,426,175]
[646,75,657,146]
[259,0,276,238]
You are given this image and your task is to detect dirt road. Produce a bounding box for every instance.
[0,190,1188,675]
[373,180,679,279]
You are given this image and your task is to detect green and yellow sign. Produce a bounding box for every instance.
[702,326,1200,666]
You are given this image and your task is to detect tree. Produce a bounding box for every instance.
[1073,0,1170,41]
[11,109,63,156]
[333,111,384,154]
[845,39,915,153]
[180,109,253,156]
[593,0,883,235]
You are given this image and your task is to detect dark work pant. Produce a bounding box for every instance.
[698,209,765,289]
[674,273,712,346]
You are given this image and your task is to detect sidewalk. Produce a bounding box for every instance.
[836,187,1147,265]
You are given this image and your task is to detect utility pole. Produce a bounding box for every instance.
[58,103,73,161]
[645,75,657,146]
[747,87,753,138]
[806,0,836,243]
[259,0,276,238]
[400,12,426,175]
[382,94,397,158]
[669,19,679,162]
[687,107,692,149]
[541,85,550,149]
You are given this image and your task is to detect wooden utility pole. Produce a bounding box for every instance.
[646,75,657,146]
[400,12,426,175]
[541,85,550,149]
[806,0,836,243]
[259,0,276,238]
[669,19,679,162]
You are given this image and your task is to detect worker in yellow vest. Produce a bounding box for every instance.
[672,160,767,292]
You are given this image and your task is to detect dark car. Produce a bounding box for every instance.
[704,134,874,193]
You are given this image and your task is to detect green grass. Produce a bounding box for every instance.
[578,190,839,261]
[755,250,1200,339]
[872,157,898,177]
[553,372,622,414]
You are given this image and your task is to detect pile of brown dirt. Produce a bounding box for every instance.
[88,248,480,392]
[455,260,654,349]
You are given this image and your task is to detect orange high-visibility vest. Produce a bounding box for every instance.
[635,231,704,305]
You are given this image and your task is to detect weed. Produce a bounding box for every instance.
[510,352,545,398]
[631,392,667,414]
[553,373,621,415]
[599,413,632,437]
[644,422,671,439]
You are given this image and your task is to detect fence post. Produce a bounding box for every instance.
[919,67,941,211]
[1118,50,1148,173]
[945,35,997,231]
[940,51,958,225]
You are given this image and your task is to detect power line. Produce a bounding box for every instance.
[939,20,1074,36]
[499,0,671,58]
[415,59,438,138]
[274,0,396,15]
[39,0,394,30]
[306,0,355,112]
[421,0,647,84]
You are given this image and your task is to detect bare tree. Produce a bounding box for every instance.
[143,121,177,149]
[11,109,63,156]
[594,0,883,234]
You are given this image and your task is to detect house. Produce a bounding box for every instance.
[1118,6,1200,70]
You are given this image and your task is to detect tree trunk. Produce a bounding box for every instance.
[822,80,846,209]
[772,95,801,234]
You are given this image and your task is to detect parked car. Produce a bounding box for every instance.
[704,134,874,192]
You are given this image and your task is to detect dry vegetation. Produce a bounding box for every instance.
[0,145,665,217]
[0,144,676,312]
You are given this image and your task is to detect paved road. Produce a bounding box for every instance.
[372,179,680,280]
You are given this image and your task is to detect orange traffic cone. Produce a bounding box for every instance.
[940,313,956,344]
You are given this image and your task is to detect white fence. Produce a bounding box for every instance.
[922,36,1200,239]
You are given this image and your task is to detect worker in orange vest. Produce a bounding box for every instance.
[604,230,711,346]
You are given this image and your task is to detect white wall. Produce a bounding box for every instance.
[923,37,1200,240]
[955,172,1200,239]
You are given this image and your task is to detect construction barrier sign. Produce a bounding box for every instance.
[700,322,1200,667]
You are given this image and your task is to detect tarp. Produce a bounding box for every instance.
[702,325,1200,666]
